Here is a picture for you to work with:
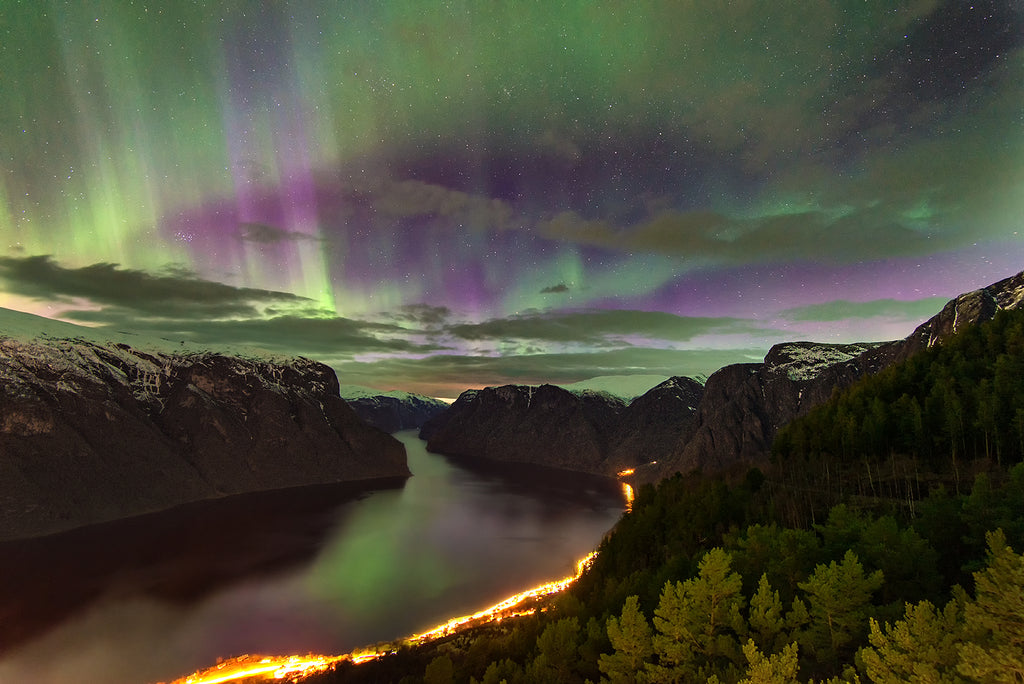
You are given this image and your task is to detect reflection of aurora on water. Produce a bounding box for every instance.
[163,553,597,684]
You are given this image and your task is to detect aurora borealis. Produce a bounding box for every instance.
[2,1,1022,396]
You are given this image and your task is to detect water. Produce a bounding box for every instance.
[0,432,625,684]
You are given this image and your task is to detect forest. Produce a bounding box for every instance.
[316,309,1024,683]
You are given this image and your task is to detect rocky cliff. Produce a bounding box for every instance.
[343,389,449,433]
[897,269,1024,359]
[640,342,894,481]
[0,336,409,540]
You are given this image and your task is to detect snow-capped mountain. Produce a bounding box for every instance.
[340,384,449,433]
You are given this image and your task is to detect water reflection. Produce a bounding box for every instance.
[0,432,624,684]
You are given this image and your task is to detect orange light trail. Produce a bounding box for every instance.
[158,552,598,684]
[163,654,355,684]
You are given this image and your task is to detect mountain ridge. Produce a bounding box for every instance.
[423,270,1024,481]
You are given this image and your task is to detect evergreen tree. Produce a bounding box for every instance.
[423,654,455,684]
[647,548,746,683]
[599,595,653,684]
[957,530,1024,682]
[748,574,786,654]
[797,551,883,670]
[859,599,966,683]
[737,640,801,684]
[479,658,524,684]
[530,617,582,683]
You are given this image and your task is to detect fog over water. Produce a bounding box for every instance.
[0,432,625,684]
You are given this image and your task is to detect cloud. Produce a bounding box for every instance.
[444,309,768,345]
[371,179,514,231]
[329,346,768,398]
[779,297,949,323]
[59,308,441,357]
[540,283,569,294]
[538,206,954,264]
[163,316,438,354]
[378,304,453,327]
[239,223,322,244]
[0,255,309,319]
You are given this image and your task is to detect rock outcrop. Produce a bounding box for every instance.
[0,337,409,540]
[343,390,449,433]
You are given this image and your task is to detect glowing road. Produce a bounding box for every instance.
[160,552,597,684]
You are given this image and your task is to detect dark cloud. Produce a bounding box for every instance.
[239,223,322,244]
[539,206,955,264]
[445,309,769,345]
[379,304,453,327]
[330,346,767,398]
[540,283,569,294]
[61,309,438,356]
[779,297,949,323]
[0,255,308,318]
[162,315,438,354]
[371,179,513,231]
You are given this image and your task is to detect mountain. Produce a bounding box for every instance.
[897,269,1024,359]
[605,376,705,473]
[420,384,629,474]
[0,333,409,540]
[420,377,706,476]
[641,269,1024,481]
[421,270,1024,483]
[558,375,675,401]
[340,385,450,433]
[638,341,895,481]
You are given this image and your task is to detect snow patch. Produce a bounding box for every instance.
[768,342,886,382]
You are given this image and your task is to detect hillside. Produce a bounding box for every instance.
[313,305,1024,684]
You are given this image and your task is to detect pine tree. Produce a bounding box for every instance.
[737,640,801,684]
[599,595,653,684]
[748,574,786,654]
[424,654,455,684]
[480,658,524,684]
[530,617,582,684]
[797,550,883,669]
[957,530,1024,682]
[646,548,746,683]
[859,599,966,683]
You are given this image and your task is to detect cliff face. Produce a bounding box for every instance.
[646,342,895,480]
[0,337,408,540]
[344,392,449,433]
[420,384,628,474]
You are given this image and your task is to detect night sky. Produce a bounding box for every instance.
[1,1,1022,397]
